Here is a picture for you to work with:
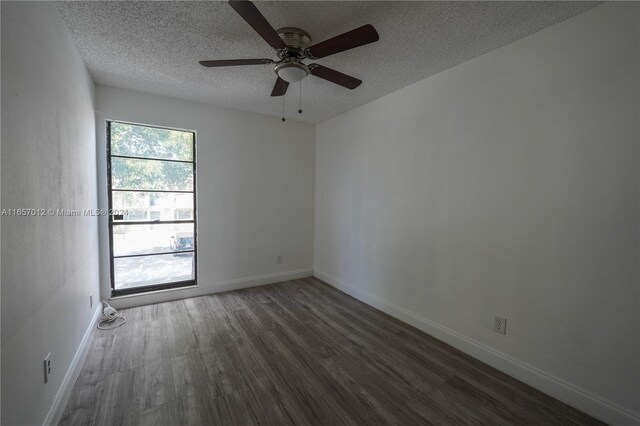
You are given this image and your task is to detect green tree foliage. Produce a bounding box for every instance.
[110,123,194,211]
[111,122,193,161]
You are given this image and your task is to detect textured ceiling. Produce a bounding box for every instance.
[56,1,599,123]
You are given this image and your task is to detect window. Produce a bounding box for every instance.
[107,121,197,296]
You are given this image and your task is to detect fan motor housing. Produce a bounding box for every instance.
[277,27,312,49]
[275,28,312,82]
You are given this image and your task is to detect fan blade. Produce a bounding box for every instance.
[271,77,289,96]
[200,59,273,67]
[228,1,286,50]
[309,65,362,89]
[306,24,379,59]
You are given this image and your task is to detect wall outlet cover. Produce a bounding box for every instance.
[44,353,52,383]
[494,316,507,335]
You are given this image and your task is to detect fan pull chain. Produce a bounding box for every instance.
[298,69,303,114]
[281,79,286,122]
[298,82,302,114]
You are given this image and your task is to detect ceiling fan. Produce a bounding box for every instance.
[199,0,379,98]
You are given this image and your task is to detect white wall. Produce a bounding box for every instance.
[315,3,639,425]
[1,2,100,425]
[95,86,315,307]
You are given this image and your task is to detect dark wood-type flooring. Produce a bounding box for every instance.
[60,277,602,425]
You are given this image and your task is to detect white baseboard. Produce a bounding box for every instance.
[42,305,102,426]
[314,269,640,426]
[109,268,314,309]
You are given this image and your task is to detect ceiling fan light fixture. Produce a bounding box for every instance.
[200,0,380,99]
[274,61,309,83]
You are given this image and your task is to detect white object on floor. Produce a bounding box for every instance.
[97,301,127,330]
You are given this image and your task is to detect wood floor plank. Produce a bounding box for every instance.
[171,352,216,425]
[139,400,183,426]
[93,368,141,426]
[140,357,175,411]
[60,278,603,425]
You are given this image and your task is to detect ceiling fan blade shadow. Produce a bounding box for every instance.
[309,65,362,89]
[199,59,274,67]
[306,24,379,59]
[271,77,289,96]
[228,1,286,50]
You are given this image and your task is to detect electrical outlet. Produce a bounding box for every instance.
[90,294,93,309]
[276,255,283,264]
[493,316,507,335]
[44,353,52,383]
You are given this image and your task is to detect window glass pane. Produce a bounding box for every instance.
[110,122,193,161]
[113,223,194,256]
[108,121,197,294]
[111,157,193,191]
[112,192,194,222]
[114,253,194,290]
